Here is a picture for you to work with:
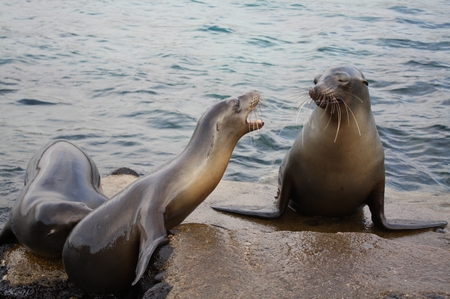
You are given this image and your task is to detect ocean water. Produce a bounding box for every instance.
[0,0,449,212]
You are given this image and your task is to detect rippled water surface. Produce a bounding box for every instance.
[1,0,449,209]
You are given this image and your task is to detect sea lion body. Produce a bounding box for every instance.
[62,92,264,294]
[213,66,447,231]
[279,66,384,218]
[0,140,108,258]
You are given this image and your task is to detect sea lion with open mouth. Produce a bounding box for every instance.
[62,92,264,294]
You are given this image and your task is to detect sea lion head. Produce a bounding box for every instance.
[186,91,264,158]
[309,65,369,110]
[201,91,264,138]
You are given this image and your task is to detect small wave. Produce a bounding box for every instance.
[205,93,230,100]
[0,58,13,65]
[388,5,424,15]
[52,133,102,141]
[405,60,450,69]
[197,25,234,34]
[247,37,277,48]
[389,81,436,96]
[316,46,371,57]
[377,38,450,51]
[0,80,19,86]
[146,110,196,130]
[119,90,158,96]
[0,89,17,95]
[17,99,57,106]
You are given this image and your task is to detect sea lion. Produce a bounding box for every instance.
[212,66,447,230]
[62,92,264,294]
[0,140,108,258]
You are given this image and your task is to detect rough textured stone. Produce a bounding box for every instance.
[2,245,67,286]
[163,224,450,299]
[0,177,448,298]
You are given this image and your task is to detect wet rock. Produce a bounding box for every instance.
[187,181,450,251]
[162,223,450,298]
[0,243,170,299]
[100,172,139,198]
[0,178,449,298]
[2,244,67,286]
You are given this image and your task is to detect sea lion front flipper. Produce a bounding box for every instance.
[211,204,281,218]
[133,215,169,285]
[367,181,448,230]
[0,218,17,245]
[211,179,292,219]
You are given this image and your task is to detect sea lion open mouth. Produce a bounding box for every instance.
[246,92,264,131]
[247,117,264,131]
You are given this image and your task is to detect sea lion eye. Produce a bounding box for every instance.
[336,73,349,83]
[363,80,369,86]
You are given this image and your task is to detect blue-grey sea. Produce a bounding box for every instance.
[1,1,449,214]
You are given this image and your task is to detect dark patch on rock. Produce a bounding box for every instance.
[110,167,140,177]
[142,282,172,299]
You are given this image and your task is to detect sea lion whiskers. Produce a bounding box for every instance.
[320,98,359,142]
[334,101,342,143]
[341,100,362,136]
[343,99,351,125]
[310,83,358,142]
[318,98,329,120]
[343,89,364,103]
[322,102,333,130]
[297,93,316,145]
[310,85,342,108]
[278,92,311,137]
[295,93,313,126]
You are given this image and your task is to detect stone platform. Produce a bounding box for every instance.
[0,175,448,298]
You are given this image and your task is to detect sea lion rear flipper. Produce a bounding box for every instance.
[133,216,169,285]
[211,181,292,219]
[0,218,17,245]
[367,181,448,230]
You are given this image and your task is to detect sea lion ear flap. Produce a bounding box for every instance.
[216,121,220,131]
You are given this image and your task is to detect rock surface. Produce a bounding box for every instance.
[164,224,450,299]
[0,176,449,299]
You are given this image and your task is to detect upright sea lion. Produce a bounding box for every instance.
[212,66,447,230]
[62,92,264,294]
[0,140,108,258]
